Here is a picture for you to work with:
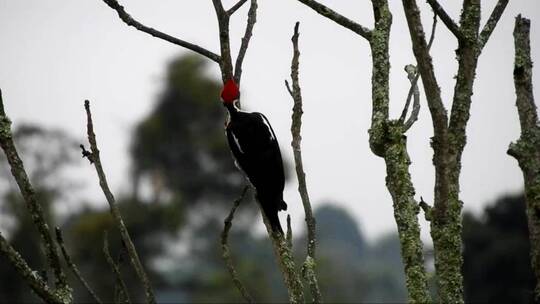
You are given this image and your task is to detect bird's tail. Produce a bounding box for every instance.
[258,196,286,235]
[266,209,284,235]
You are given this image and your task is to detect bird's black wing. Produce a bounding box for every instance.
[255,112,285,192]
[225,112,284,193]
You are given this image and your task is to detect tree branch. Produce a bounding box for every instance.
[402,65,421,130]
[103,232,131,304]
[233,0,258,84]
[479,0,509,49]
[418,197,433,222]
[0,232,65,304]
[100,0,221,63]
[227,0,248,16]
[0,90,69,294]
[508,15,540,300]
[220,186,254,304]
[401,13,437,130]
[212,0,234,82]
[286,215,293,250]
[426,0,463,40]
[285,22,323,303]
[253,189,305,303]
[55,228,103,304]
[401,0,448,151]
[83,100,155,304]
[294,0,372,40]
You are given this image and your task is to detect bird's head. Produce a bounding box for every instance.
[220,79,240,106]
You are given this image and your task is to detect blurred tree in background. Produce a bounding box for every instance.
[463,193,536,303]
[130,55,244,205]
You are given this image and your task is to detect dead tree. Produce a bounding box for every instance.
[295,0,509,302]
[402,1,508,302]
[508,15,540,301]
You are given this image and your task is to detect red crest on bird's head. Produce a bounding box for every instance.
[221,79,240,104]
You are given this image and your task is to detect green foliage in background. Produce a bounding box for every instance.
[463,193,536,303]
[131,55,244,205]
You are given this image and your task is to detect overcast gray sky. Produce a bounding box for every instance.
[0,0,538,241]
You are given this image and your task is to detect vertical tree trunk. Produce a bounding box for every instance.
[508,15,540,302]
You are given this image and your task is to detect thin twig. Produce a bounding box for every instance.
[100,0,221,63]
[426,0,463,40]
[227,0,248,16]
[401,13,437,130]
[294,0,372,40]
[233,0,258,84]
[83,100,155,304]
[286,215,293,250]
[55,227,103,304]
[418,197,433,222]
[479,0,510,49]
[402,65,421,130]
[0,90,68,293]
[220,186,254,303]
[0,232,64,304]
[286,22,323,304]
[103,232,131,304]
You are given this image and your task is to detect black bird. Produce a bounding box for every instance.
[221,79,287,233]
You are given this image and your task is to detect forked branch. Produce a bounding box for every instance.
[400,13,437,130]
[83,100,155,304]
[285,22,323,304]
[0,232,64,304]
[220,186,254,303]
[0,90,69,294]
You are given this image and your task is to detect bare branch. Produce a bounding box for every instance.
[286,215,293,250]
[100,0,221,63]
[0,90,68,293]
[402,66,421,130]
[479,0,509,49]
[426,0,463,40]
[55,228,103,304]
[418,197,433,222]
[286,22,323,304]
[401,14,437,130]
[294,0,372,40]
[234,0,258,84]
[402,0,448,137]
[508,15,540,300]
[103,232,131,304]
[220,186,254,303]
[0,233,64,304]
[212,0,234,82]
[83,100,155,304]
[227,0,248,16]
[285,80,293,97]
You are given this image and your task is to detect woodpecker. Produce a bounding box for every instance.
[221,79,287,234]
